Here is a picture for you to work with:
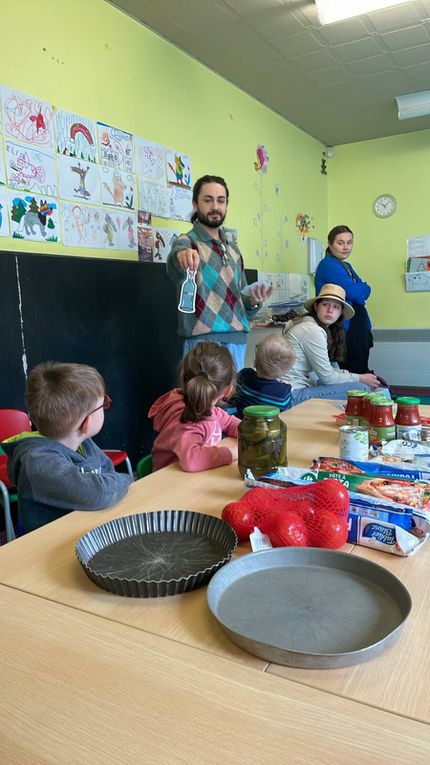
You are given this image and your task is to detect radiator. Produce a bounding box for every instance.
[370,329,430,386]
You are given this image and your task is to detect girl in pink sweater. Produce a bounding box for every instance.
[149,342,240,472]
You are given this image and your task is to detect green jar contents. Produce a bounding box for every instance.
[238,405,287,478]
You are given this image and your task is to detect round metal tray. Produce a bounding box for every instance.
[207,547,411,668]
[76,510,237,598]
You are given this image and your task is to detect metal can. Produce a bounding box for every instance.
[339,425,369,461]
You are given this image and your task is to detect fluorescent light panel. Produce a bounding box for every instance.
[315,0,409,26]
[395,90,430,120]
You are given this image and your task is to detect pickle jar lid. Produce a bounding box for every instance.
[396,396,420,405]
[243,405,280,418]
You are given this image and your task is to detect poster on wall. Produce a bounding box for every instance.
[61,201,104,248]
[57,154,101,204]
[152,226,179,263]
[165,149,191,187]
[0,137,6,184]
[9,191,59,242]
[1,86,54,149]
[138,178,170,218]
[5,140,57,197]
[169,185,192,222]
[97,122,133,173]
[100,166,135,209]
[137,226,153,262]
[102,209,137,251]
[135,137,165,184]
[55,109,97,162]
[0,186,10,236]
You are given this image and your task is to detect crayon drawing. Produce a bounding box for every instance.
[55,109,97,162]
[0,186,9,236]
[152,227,179,263]
[102,209,137,251]
[97,122,133,173]
[137,216,153,262]
[1,86,54,149]
[57,154,101,203]
[135,138,165,184]
[169,186,192,221]
[101,166,135,209]
[5,140,57,196]
[138,178,169,218]
[9,192,59,242]
[165,149,191,187]
[61,202,104,248]
[0,138,6,184]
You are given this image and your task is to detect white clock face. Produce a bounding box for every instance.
[373,194,397,218]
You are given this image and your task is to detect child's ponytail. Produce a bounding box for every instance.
[179,342,236,424]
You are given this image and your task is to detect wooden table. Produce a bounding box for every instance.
[1,585,430,765]
[1,400,429,728]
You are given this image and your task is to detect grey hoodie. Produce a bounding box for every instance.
[2,433,132,533]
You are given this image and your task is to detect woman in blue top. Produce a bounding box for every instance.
[315,225,373,374]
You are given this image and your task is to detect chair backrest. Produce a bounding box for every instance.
[136,454,153,479]
[0,409,32,442]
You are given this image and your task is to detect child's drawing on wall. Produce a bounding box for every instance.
[55,109,97,162]
[169,186,192,221]
[57,154,101,204]
[123,214,137,249]
[61,202,103,248]
[9,192,58,242]
[135,138,165,184]
[151,227,179,263]
[97,122,133,173]
[101,166,134,208]
[1,86,54,149]
[0,187,9,236]
[0,139,6,185]
[165,149,191,187]
[137,218,153,262]
[138,178,170,218]
[5,141,57,197]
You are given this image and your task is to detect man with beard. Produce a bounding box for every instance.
[166,175,272,370]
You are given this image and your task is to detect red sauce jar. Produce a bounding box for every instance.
[395,397,421,441]
[369,400,396,448]
[345,390,365,425]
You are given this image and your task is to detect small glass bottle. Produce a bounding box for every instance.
[369,399,396,449]
[345,390,365,425]
[395,397,421,441]
[360,392,374,427]
[238,405,287,478]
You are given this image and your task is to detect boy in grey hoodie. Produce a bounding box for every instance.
[2,362,132,533]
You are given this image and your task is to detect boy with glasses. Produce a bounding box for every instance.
[1,362,132,533]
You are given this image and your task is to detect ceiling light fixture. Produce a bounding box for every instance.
[395,90,430,120]
[315,0,409,26]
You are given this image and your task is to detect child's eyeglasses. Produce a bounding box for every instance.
[80,394,112,430]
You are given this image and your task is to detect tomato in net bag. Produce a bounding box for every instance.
[221,479,349,549]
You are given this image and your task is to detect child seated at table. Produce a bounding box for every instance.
[234,333,295,418]
[1,362,132,533]
[149,341,240,472]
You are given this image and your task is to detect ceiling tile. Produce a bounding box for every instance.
[271,31,323,57]
[392,41,430,65]
[316,17,371,45]
[381,24,430,50]
[307,66,350,86]
[244,6,306,39]
[367,4,422,33]
[345,54,396,77]
[290,48,337,73]
[335,37,381,63]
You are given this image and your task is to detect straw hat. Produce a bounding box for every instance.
[303,283,355,320]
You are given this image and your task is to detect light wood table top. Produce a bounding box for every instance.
[1,585,430,765]
[0,399,429,723]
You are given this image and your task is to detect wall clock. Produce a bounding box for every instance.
[373,194,397,218]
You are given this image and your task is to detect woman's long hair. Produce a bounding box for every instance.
[325,225,353,257]
[287,303,346,363]
[179,341,236,423]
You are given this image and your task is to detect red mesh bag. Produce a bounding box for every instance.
[221,479,349,548]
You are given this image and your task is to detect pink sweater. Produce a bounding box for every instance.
[148,388,240,472]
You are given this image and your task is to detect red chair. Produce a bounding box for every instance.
[103,450,134,480]
[0,409,32,542]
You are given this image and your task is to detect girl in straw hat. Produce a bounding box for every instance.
[282,284,388,406]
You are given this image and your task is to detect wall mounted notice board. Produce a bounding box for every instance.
[0,251,257,465]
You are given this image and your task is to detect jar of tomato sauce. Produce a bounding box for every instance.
[395,397,421,441]
[345,390,365,425]
[369,399,396,448]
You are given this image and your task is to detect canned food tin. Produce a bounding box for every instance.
[339,425,369,461]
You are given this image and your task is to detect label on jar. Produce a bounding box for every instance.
[396,424,422,441]
[369,425,396,449]
[345,415,361,426]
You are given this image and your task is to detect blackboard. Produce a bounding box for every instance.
[0,251,257,466]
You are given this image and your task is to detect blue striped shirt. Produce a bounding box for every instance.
[235,368,292,418]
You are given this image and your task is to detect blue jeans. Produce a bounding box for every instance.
[182,338,246,371]
[291,383,391,406]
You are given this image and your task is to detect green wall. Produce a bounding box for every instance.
[0,0,327,269]
[328,131,430,328]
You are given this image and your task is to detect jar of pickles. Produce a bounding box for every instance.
[238,405,287,478]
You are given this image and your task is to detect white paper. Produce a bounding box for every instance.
[5,140,57,197]
[134,137,165,183]
[57,154,101,204]
[138,178,170,218]
[100,166,135,209]
[1,86,54,149]
[9,191,59,242]
[55,109,97,162]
